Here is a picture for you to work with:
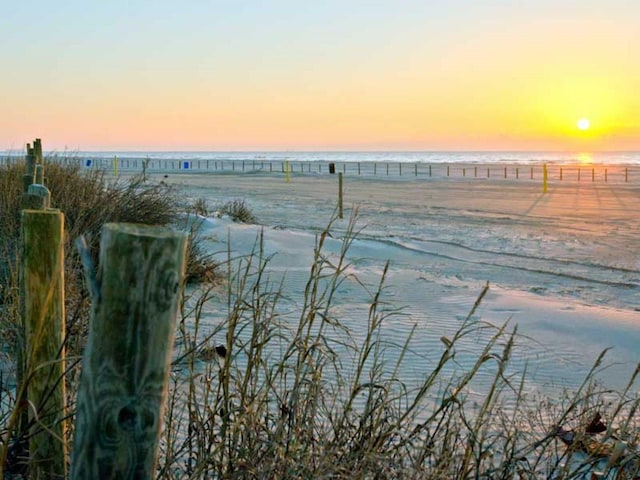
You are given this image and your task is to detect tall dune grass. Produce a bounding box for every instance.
[157,215,640,478]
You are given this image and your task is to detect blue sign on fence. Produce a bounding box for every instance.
[85,159,92,167]
[183,161,190,170]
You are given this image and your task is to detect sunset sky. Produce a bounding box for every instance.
[1,1,638,151]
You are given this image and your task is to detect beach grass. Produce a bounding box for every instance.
[1,160,640,478]
[156,213,640,478]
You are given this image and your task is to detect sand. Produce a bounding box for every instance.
[147,168,640,398]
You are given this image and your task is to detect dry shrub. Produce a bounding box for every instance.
[0,160,217,353]
[216,198,256,223]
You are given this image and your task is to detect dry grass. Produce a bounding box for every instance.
[1,161,219,358]
[158,214,640,479]
[0,158,219,477]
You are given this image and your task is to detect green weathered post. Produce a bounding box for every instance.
[17,139,62,478]
[33,138,43,163]
[22,139,50,209]
[23,143,36,193]
[22,208,67,479]
[71,223,187,480]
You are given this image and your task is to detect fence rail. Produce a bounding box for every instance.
[4,155,640,184]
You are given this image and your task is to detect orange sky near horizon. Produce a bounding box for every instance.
[1,1,638,152]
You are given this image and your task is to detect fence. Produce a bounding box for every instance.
[8,139,187,479]
[8,155,634,184]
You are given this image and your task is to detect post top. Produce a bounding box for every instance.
[103,222,187,239]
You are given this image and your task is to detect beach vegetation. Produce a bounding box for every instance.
[0,161,218,352]
[216,198,257,224]
[156,214,640,478]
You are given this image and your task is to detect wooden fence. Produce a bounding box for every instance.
[8,139,187,479]
[8,155,636,184]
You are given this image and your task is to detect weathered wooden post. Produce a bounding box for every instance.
[22,208,67,479]
[543,163,548,193]
[71,224,187,479]
[23,143,36,193]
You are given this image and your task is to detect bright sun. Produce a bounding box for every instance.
[577,118,590,131]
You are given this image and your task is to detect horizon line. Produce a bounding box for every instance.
[2,148,640,154]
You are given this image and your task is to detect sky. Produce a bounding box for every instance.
[1,0,639,151]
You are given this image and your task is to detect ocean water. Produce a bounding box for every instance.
[4,150,640,165]
[79,150,640,165]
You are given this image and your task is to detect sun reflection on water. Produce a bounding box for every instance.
[577,152,593,164]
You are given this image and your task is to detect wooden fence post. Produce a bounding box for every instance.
[23,143,36,193]
[22,208,67,479]
[71,223,187,479]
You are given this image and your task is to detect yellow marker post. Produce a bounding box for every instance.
[114,156,118,175]
[338,172,343,219]
[285,160,290,183]
[543,163,548,193]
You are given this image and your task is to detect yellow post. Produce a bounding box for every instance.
[338,172,343,219]
[285,160,290,183]
[114,156,119,175]
[543,163,548,193]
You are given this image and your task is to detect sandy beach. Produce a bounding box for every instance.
[146,167,640,399]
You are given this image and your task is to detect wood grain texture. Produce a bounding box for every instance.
[22,209,67,479]
[71,223,187,480]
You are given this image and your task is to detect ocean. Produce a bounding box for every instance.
[76,150,640,165]
[4,150,640,166]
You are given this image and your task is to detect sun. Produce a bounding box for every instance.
[577,118,590,131]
